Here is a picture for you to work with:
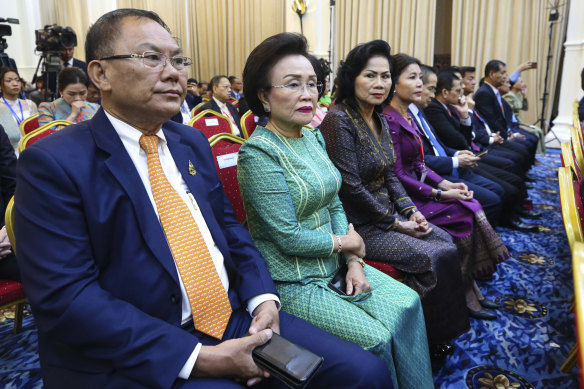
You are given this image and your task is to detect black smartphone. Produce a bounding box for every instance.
[328,264,348,295]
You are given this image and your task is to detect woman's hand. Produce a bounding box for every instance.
[438,180,468,191]
[340,223,366,258]
[69,100,87,119]
[395,220,433,238]
[345,260,371,295]
[441,188,474,201]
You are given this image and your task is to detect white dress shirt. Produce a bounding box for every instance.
[212,96,241,137]
[105,111,279,379]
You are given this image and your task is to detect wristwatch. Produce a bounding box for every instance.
[347,257,366,268]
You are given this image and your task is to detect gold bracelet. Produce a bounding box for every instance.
[346,257,365,268]
[335,235,342,252]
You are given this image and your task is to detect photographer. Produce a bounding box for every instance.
[38,67,98,127]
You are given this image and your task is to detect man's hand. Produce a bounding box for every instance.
[345,261,372,296]
[0,227,12,259]
[250,301,280,336]
[451,95,469,118]
[493,132,504,145]
[457,153,480,168]
[517,61,537,72]
[192,329,273,386]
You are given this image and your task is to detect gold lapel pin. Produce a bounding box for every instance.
[188,160,197,176]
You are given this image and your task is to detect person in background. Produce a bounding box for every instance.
[503,77,545,154]
[238,32,433,388]
[0,124,17,281]
[29,76,49,106]
[0,67,38,149]
[38,67,99,127]
[385,53,510,321]
[307,55,328,128]
[186,77,202,108]
[199,75,242,135]
[61,38,88,73]
[86,82,101,104]
[229,76,243,100]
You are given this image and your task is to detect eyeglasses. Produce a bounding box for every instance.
[99,51,192,70]
[270,81,323,95]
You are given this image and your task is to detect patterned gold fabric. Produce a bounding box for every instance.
[140,135,231,339]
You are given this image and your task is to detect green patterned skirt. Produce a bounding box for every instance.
[276,265,434,389]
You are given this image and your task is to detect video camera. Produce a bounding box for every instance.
[0,17,19,53]
[35,24,77,53]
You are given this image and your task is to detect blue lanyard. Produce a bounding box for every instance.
[2,97,24,125]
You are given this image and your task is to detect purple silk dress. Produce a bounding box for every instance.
[385,105,509,279]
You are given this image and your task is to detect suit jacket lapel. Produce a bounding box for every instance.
[89,109,180,285]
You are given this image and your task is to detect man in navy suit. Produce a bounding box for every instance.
[14,9,391,389]
[423,69,538,231]
[200,75,242,136]
[61,43,88,73]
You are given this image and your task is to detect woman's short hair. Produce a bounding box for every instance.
[334,40,391,113]
[58,67,90,92]
[243,32,310,116]
[389,53,421,99]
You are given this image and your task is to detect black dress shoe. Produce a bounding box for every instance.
[429,343,454,360]
[468,308,497,320]
[475,274,494,282]
[505,219,539,233]
[525,174,537,182]
[516,208,542,219]
[479,297,499,309]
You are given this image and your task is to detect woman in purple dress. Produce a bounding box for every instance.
[384,54,510,320]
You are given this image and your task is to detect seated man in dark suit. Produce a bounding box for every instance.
[473,60,535,173]
[14,9,392,389]
[200,75,242,136]
[186,77,203,109]
[416,67,537,231]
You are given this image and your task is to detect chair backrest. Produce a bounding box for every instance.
[18,120,73,153]
[189,109,237,139]
[19,113,40,136]
[4,196,15,255]
[228,97,239,108]
[572,126,584,174]
[572,241,584,388]
[559,166,584,249]
[209,134,247,224]
[190,102,205,117]
[562,142,582,181]
[240,110,259,139]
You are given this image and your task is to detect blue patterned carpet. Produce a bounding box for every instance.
[0,150,578,388]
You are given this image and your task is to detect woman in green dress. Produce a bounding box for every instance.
[237,32,433,389]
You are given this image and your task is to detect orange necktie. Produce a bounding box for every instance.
[139,135,232,339]
[221,104,238,130]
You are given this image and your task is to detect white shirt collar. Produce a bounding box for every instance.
[212,96,226,109]
[104,110,167,157]
[408,103,420,116]
[484,80,500,96]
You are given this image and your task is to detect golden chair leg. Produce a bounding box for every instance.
[13,303,24,334]
[561,345,578,373]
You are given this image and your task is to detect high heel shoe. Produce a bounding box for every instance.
[479,297,499,309]
[468,308,497,320]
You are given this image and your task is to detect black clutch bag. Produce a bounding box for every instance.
[252,332,324,389]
